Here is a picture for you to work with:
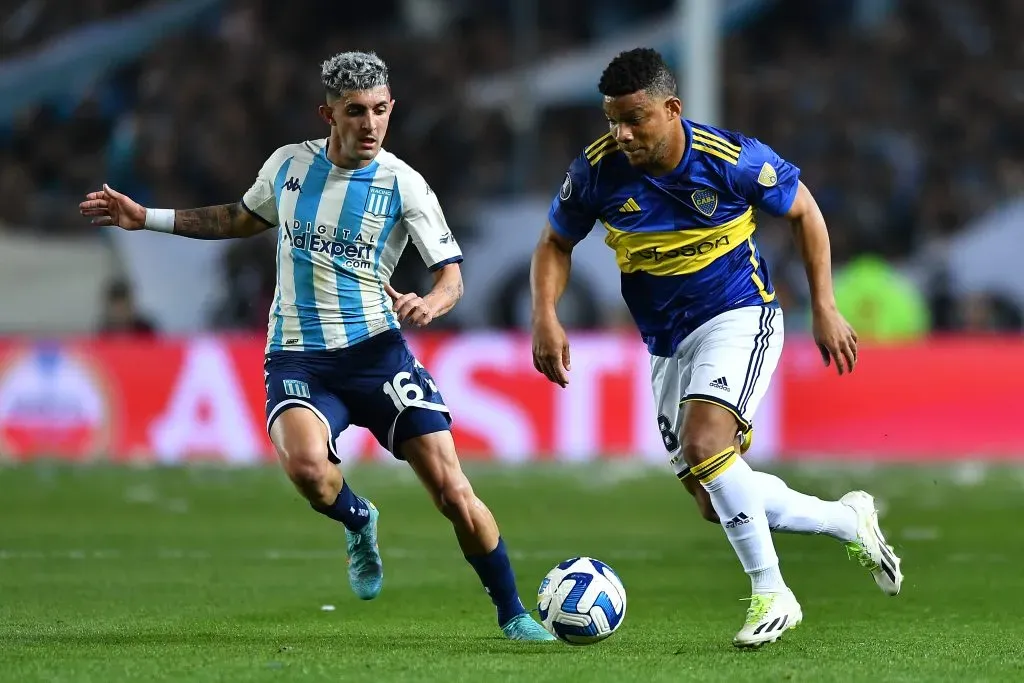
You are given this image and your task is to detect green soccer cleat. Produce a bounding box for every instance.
[733,589,803,649]
[501,613,557,642]
[345,500,383,600]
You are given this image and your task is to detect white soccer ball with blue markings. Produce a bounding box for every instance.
[537,556,626,645]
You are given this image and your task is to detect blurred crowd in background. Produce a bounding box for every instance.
[1,0,1022,337]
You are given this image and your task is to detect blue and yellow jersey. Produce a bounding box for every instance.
[548,119,800,357]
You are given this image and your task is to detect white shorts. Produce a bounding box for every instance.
[650,305,783,476]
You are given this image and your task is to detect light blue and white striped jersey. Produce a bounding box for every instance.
[241,139,463,353]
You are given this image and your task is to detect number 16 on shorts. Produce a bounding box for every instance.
[382,361,442,412]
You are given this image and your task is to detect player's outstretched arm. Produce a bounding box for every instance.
[384,263,463,328]
[530,223,575,387]
[171,203,271,239]
[785,181,858,375]
[79,184,271,239]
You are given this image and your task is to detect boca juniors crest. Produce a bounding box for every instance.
[691,188,718,217]
[364,186,395,217]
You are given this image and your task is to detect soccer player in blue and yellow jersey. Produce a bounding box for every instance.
[531,48,902,647]
[80,51,553,642]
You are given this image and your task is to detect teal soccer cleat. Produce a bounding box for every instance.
[345,500,383,600]
[501,613,557,642]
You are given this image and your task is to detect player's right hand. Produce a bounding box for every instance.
[532,316,571,388]
[79,184,146,230]
[813,305,858,376]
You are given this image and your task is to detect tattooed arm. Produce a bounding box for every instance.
[423,263,464,319]
[174,202,273,240]
[80,185,272,239]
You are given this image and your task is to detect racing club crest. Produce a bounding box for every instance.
[691,188,718,217]
[364,186,394,217]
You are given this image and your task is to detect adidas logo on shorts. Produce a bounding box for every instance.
[709,376,730,392]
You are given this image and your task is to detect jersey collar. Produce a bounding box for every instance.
[320,140,380,176]
[679,118,694,172]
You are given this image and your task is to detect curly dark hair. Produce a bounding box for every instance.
[598,48,677,98]
[321,51,389,98]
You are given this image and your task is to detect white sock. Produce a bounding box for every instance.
[695,449,787,594]
[752,471,858,542]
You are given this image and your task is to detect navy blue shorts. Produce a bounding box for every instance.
[264,331,451,462]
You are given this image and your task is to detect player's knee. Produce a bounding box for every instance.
[436,477,476,523]
[280,444,333,505]
[289,463,335,507]
[680,431,730,468]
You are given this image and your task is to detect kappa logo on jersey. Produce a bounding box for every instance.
[283,177,301,192]
[691,188,718,217]
[364,186,395,217]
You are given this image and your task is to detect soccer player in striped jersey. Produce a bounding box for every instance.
[80,51,553,642]
[531,48,902,647]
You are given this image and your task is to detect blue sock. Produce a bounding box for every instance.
[465,537,527,626]
[312,480,370,531]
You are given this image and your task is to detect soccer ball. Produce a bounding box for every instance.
[537,556,626,645]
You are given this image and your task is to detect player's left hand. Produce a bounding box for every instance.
[812,305,858,375]
[384,283,435,328]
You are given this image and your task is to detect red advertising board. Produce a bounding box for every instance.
[779,337,1024,460]
[0,334,1019,463]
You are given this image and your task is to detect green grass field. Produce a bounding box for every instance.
[1,461,1022,682]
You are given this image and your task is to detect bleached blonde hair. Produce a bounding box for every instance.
[320,51,389,98]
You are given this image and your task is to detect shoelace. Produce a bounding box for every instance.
[845,541,879,570]
[740,595,772,626]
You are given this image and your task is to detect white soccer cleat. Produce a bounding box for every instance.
[840,490,903,596]
[732,589,802,648]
